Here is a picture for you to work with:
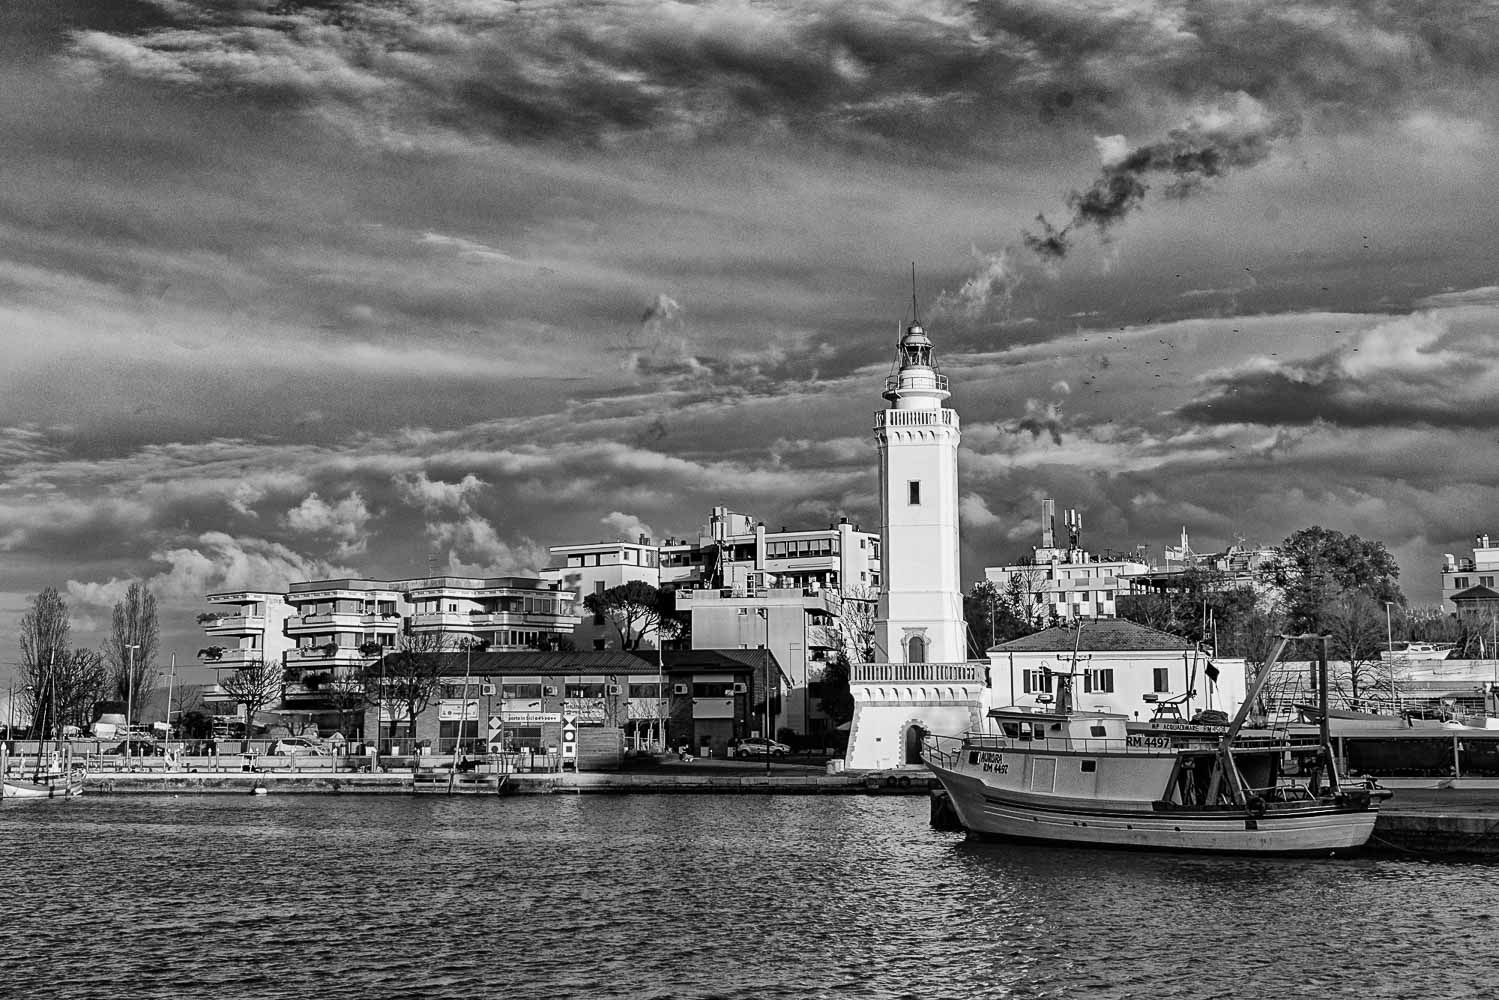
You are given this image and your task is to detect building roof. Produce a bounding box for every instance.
[1452,585,1499,603]
[630,648,780,671]
[433,650,646,676]
[992,619,1195,653]
[413,648,785,676]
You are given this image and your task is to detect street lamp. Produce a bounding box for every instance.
[758,607,771,776]
[125,643,140,765]
[1383,602,1395,712]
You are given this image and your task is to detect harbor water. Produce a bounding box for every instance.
[3,794,1494,999]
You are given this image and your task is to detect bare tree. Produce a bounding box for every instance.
[18,587,71,737]
[56,649,110,732]
[1323,590,1391,707]
[219,659,282,753]
[822,585,877,666]
[105,581,161,721]
[376,630,449,748]
[324,642,383,744]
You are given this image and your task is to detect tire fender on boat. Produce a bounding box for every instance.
[1245,795,1267,818]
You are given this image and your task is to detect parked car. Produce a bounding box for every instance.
[734,737,791,759]
[104,739,164,756]
[269,737,327,757]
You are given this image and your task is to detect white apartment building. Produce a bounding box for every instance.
[675,586,838,737]
[984,500,1147,623]
[199,591,298,721]
[1443,533,1499,612]
[199,576,575,730]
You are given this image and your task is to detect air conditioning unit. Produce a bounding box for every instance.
[607,684,622,695]
[543,685,559,696]
[732,682,747,694]
[480,683,496,696]
[672,683,689,695]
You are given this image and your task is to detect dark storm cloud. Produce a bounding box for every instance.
[1174,313,1499,430]
[1024,106,1300,259]
[1176,369,1499,430]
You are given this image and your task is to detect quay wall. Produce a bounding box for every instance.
[76,770,936,796]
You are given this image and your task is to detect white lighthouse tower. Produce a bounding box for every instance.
[873,306,965,663]
[844,294,983,771]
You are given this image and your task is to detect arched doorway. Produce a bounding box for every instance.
[904,722,928,765]
[907,634,927,663]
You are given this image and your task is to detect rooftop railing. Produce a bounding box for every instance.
[851,662,982,684]
[874,408,956,429]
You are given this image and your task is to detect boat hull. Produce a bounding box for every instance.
[410,771,510,795]
[3,778,83,800]
[930,763,1377,855]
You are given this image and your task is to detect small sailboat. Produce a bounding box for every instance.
[2,744,85,800]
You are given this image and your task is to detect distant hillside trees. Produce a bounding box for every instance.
[1114,527,1404,701]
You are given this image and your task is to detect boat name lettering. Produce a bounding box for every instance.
[976,751,1009,774]
[1126,735,1172,749]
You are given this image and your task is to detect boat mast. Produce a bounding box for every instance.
[1317,635,1341,795]
[1217,634,1291,807]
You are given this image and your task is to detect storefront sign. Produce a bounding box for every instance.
[437,700,479,721]
[500,711,562,724]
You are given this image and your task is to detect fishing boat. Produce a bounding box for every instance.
[923,633,1389,854]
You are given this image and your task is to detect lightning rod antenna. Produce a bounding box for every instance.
[910,262,920,325]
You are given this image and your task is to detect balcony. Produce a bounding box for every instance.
[407,612,480,630]
[200,614,266,634]
[284,646,369,668]
[201,648,269,668]
[851,662,982,685]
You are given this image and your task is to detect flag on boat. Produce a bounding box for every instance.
[1204,661,1220,682]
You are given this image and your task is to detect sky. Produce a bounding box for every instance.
[5,0,1499,686]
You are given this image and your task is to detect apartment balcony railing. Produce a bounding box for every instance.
[203,648,266,668]
[284,646,368,667]
[288,612,372,630]
[201,614,266,633]
[850,662,982,685]
[407,612,480,629]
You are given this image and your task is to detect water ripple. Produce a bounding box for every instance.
[2,795,1495,999]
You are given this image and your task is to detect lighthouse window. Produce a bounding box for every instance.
[908,481,921,505]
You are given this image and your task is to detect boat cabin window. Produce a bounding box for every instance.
[1089,725,1107,738]
[1000,721,1024,739]
[1033,723,1048,740]
[1080,760,1097,773]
